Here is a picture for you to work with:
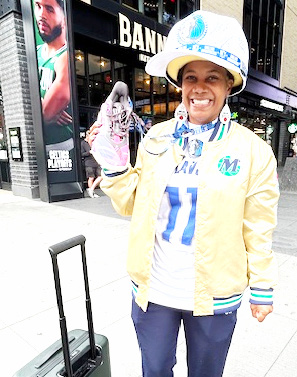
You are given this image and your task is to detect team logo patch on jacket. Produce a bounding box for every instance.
[218,156,240,176]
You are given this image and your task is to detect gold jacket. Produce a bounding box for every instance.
[101,119,280,316]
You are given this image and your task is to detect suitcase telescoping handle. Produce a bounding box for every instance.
[49,235,97,377]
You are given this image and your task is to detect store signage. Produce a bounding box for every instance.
[288,123,297,133]
[8,127,23,161]
[260,99,284,112]
[118,13,167,58]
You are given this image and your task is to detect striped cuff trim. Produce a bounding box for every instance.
[249,288,273,305]
[132,281,138,297]
[213,293,243,314]
[103,168,128,177]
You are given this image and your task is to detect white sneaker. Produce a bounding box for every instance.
[86,188,94,198]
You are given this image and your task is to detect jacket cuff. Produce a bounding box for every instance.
[103,168,128,177]
[249,287,273,305]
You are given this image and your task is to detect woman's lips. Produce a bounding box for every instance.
[191,99,211,105]
[190,99,212,109]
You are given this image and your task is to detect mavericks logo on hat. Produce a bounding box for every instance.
[177,14,208,47]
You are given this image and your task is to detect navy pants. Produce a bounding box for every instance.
[132,300,237,377]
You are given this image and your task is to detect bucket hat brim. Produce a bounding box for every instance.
[146,50,243,91]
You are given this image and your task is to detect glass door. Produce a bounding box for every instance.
[0,99,11,189]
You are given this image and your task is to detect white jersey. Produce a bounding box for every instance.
[149,121,218,311]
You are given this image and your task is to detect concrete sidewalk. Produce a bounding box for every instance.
[0,189,296,377]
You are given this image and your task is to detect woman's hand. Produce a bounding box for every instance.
[88,82,133,171]
[88,121,102,147]
[250,304,273,322]
[89,109,130,171]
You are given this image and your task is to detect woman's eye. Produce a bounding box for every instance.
[207,76,219,81]
[184,75,196,81]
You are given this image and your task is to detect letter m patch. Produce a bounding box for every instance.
[218,156,240,176]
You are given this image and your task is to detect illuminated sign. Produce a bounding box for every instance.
[288,123,297,133]
[267,125,274,135]
[260,99,284,112]
[118,13,167,61]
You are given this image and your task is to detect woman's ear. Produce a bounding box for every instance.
[226,79,234,95]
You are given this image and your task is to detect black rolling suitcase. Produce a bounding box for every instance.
[13,235,111,377]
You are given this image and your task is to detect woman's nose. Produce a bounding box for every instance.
[192,81,207,93]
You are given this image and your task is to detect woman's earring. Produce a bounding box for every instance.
[219,100,231,125]
[174,102,188,123]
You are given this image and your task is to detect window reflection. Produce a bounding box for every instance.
[168,83,181,118]
[135,68,151,116]
[75,50,85,76]
[88,54,112,106]
[180,0,195,19]
[153,76,167,118]
[243,0,283,79]
[144,0,158,21]
[75,50,88,105]
[163,0,176,26]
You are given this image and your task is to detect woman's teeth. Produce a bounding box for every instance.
[191,99,210,105]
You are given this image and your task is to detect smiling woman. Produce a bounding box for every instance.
[180,61,234,125]
[90,9,280,377]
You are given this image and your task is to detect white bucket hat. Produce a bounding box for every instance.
[145,10,249,96]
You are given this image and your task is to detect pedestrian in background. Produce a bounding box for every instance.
[81,131,102,198]
[90,10,279,377]
[143,118,153,133]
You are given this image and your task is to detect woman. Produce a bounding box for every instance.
[91,10,279,377]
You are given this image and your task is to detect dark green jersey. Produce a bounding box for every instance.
[37,44,67,99]
[37,44,73,146]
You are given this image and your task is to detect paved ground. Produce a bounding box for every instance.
[0,188,296,377]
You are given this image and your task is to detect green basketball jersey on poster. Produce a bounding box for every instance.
[37,44,73,145]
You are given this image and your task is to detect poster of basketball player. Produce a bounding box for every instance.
[32,0,75,182]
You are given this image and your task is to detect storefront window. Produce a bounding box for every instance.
[76,77,88,106]
[122,0,138,10]
[243,0,284,79]
[168,83,181,118]
[134,68,151,116]
[229,96,280,157]
[163,0,176,26]
[78,110,89,133]
[144,0,159,22]
[180,0,195,19]
[114,61,131,86]
[75,51,133,127]
[0,87,10,186]
[75,49,85,76]
[88,54,112,107]
[0,104,8,159]
[75,50,88,105]
[153,76,166,95]
[153,76,167,120]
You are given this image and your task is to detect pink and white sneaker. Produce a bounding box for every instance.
[91,81,141,171]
